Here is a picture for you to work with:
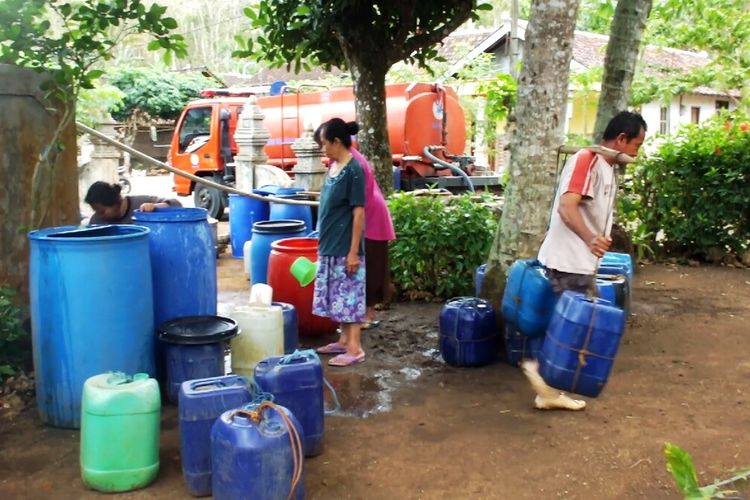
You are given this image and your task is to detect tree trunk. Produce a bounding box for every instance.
[481,0,580,304]
[592,0,653,142]
[347,57,393,195]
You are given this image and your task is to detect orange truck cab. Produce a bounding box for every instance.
[168,83,499,218]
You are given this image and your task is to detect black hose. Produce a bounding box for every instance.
[423,147,475,192]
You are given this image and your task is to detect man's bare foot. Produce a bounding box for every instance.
[534,394,586,411]
[521,359,586,411]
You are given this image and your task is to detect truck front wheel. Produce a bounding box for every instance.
[193,183,225,220]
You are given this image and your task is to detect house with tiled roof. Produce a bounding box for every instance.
[440,21,738,137]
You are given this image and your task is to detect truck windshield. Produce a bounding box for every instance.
[178,107,212,153]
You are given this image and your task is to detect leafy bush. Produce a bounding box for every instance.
[0,287,30,379]
[388,193,499,300]
[620,112,750,260]
[108,68,218,122]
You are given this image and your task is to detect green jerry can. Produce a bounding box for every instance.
[80,372,161,492]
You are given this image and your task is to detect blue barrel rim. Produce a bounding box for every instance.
[28,224,150,241]
[132,207,209,223]
[252,219,307,234]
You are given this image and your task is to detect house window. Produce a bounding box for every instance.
[691,107,700,124]
[716,100,729,110]
[659,107,669,134]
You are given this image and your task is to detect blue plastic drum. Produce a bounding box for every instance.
[250,219,307,285]
[28,225,155,428]
[228,192,270,259]
[270,194,314,233]
[133,207,217,328]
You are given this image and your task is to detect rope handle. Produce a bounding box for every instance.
[229,402,304,500]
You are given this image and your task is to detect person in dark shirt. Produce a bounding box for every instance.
[85,181,182,225]
[311,118,367,367]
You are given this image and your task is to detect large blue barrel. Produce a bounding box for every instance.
[474,263,487,297]
[270,195,314,233]
[211,405,305,500]
[254,350,324,457]
[28,225,155,428]
[228,192,270,259]
[132,208,217,328]
[179,375,253,497]
[438,297,499,367]
[538,291,626,398]
[272,302,299,354]
[504,322,544,366]
[501,259,557,337]
[250,220,306,285]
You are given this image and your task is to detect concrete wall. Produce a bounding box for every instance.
[0,64,79,300]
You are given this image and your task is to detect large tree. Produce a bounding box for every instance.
[592,0,652,141]
[235,1,490,192]
[480,0,581,300]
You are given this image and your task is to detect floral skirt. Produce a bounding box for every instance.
[312,255,366,324]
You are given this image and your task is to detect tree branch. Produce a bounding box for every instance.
[397,1,475,64]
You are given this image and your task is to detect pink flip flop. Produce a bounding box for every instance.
[328,352,366,367]
[316,342,347,355]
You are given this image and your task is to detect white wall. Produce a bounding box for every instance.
[641,94,737,137]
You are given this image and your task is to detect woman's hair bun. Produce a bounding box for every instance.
[346,121,360,135]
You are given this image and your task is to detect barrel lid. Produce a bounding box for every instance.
[158,315,239,344]
[133,207,208,223]
[252,219,306,234]
[28,224,149,241]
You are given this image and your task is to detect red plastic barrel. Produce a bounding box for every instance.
[268,238,337,337]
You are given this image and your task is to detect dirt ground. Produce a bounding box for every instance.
[2,256,750,499]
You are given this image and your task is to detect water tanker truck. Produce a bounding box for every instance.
[167,82,500,218]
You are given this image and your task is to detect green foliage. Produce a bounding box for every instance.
[234,1,489,73]
[0,0,187,101]
[576,0,616,34]
[479,73,517,123]
[619,111,750,260]
[77,84,126,127]
[107,68,217,122]
[665,442,750,499]
[388,193,499,300]
[0,287,30,380]
[645,0,750,107]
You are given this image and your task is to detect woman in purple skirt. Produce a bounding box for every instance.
[311,118,367,367]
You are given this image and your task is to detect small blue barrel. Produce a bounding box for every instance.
[179,375,253,497]
[538,291,626,398]
[132,208,217,328]
[254,350,323,457]
[272,302,299,354]
[270,195,314,233]
[504,322,544,366]
[600,252,634,282]
[474,263,487,297]
[392,165,401,191]
[439,297,499,367]
[28,225,155,428]
[158,316,239,404]
[228,192,270,259]
[501,259,557,337]
[596,274,629,312]
[250,220,307,285]
[211,405,305,500]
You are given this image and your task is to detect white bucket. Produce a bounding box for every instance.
[230,305,284,377]
[249,283,273,306]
